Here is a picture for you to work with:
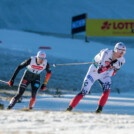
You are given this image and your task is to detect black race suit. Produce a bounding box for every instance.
[7,58,51,109]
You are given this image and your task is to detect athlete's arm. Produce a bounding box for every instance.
[8,58,31,87]
[45,63,51,73]
[97,49,109,67]
[44,63,51,85]
[11,58,31,80]
[40,63,51,91]
[112,59,125,76]
[98,60,117,74]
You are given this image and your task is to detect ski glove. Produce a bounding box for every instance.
[110,59,117,66]
[40,84,46,91]
[98,59,117,74]
[8,79,14,87]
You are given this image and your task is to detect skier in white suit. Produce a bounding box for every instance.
[66,42,126,113]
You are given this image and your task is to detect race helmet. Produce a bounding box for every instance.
[114,42,126,54]
[37,51,46,60]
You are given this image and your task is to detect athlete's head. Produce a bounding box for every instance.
[114,42,126,58]
[36,51,46,64]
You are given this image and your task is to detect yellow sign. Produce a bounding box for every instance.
[86,19,134,37]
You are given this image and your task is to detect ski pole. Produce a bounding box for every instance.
[53,62,96,67]
[0,80,9,84]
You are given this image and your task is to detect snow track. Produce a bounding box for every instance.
[0,110,134,134]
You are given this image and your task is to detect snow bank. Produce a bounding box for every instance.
[0,29,134,92]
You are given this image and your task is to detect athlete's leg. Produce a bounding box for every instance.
[29,79,40,109]
[7,78,29,109]
[66,65,98,111]
[95,77,111,113]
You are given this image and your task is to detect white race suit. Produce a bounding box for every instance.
[81,48,125,96]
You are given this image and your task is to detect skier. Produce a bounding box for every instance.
[7,51,51,110]
[66,42,126,113]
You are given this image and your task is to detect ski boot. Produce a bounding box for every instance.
[0,103,4,110]
[65,106,73,112]
[17,97,22,103]
[95,105,103,113]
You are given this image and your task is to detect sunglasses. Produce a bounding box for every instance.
[117,48,126,54]
[38,57,45,61]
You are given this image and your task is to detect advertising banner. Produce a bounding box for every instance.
[86,19,134,37]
